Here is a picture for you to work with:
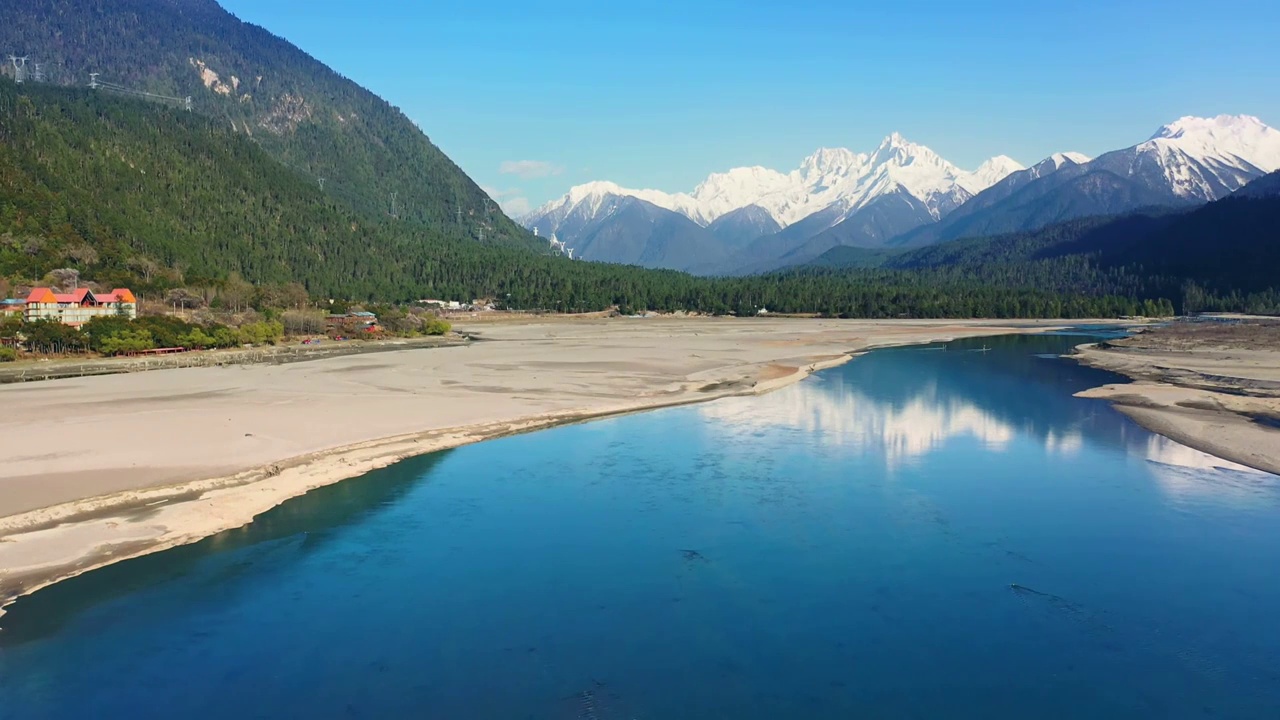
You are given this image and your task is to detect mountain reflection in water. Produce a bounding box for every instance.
[1,332,1277,720]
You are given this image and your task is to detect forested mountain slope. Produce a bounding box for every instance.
[0,81,462,297]
[813,190,1280,313]
[0,0,533,246]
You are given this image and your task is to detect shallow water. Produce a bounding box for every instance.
[2,333,1278,719]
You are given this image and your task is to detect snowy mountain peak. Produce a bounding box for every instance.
[870,132,939,163]
[526,136,1026,241]
[565,180,625,204]
[1150,114,1268,142]
[1120,114,1280,199]
[800,147,866,177]
[1140,115,1280,169]
[958,155,1027,194]
[1049,151,1091,166]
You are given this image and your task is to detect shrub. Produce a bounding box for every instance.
[177,327,216,349]
[238,320,284,345]
[0,347,17,362]
[100,329,157,356]
[423,317,451,336]
[212,326,240,348]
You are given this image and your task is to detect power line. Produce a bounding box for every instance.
[90,75,192,111]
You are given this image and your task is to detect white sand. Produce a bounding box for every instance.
[0,318,1080,618]
[1074,343,1280,476]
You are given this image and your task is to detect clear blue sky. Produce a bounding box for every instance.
[221,0,1280,214]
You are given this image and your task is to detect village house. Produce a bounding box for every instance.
[19,288,138,326]
[325,310,381,334]
[0,298,26,319]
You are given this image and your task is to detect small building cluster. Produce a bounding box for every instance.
[1,288,138,326]
[325,310,381,334]
[418,299,495,313]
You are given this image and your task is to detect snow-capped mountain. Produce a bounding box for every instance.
[1090,114,1280,200]
[524,114,1278,274]
[897,114,1280,248]
[522,135,1024,266]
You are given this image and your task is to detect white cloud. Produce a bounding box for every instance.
[482,186,533,217]
[498,160,563,179]
[501,196,532,216]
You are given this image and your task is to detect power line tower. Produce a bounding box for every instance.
[318,177,326,191]
[8,56,28,83]
[89,72,100,89]
[31,62,44,83]
[455,208,463,225]
[184,96,192,112]
[390,192,399,219]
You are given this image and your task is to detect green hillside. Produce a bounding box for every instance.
[0,0,534,246]
[813,197,1280,315]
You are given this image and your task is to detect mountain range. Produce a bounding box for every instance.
[0,0,534,248]
[524,115,1280,275]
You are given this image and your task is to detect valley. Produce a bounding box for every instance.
[0,1,1278,717]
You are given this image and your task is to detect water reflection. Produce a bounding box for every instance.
[700,379,1015,468]
[1142,435,1275,507]
[704,335,1273,486]
[2,333,1278,720]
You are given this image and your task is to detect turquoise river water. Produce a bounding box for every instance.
[1,332,1278,718]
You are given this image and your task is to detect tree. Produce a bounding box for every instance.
[99,329,156,356]
[220,273,254,313]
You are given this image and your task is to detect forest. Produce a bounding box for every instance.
[1,80,1273,319]
[0,0,535,246]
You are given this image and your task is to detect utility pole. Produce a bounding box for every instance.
[8,56,28,84]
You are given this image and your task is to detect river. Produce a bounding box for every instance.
[1,332,1277,719]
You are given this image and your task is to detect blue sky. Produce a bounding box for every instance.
[221,0,1280,214]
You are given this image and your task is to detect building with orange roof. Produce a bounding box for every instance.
[19,287,138,326]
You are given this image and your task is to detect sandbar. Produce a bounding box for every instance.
[0,318,1100,619]
[1073,319,1280,476]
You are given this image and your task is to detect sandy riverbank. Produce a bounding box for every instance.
[0,318,1095,619]
[1073,319,1280,476]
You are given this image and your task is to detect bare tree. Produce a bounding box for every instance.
[63,243,100,266]
[165,287,206,310]
[46,268,80,291]
[128,257,161,282]
[220,272,254,313]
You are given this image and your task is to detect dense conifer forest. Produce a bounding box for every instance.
[0,0,534,247]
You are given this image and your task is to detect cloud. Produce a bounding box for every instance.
[482,186,533,217]
[498,160,564,179]
[501,196,532,216]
